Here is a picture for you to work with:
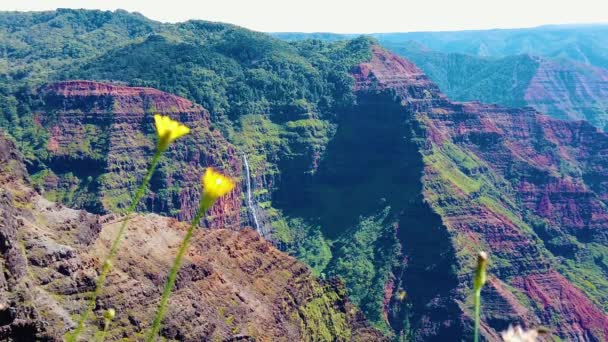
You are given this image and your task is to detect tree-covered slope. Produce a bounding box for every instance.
[0,8,162,83]
[381,41,539,107]
[274,27,608,130]
[2,9,396,334]
[61,30,369,123]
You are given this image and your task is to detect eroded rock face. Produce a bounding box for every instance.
[351,46,608,341]
[524,59,608,130]
[35,80,241,229]
[353,46,444,100]
[0,131,384,341]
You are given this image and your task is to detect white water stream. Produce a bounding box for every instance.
[243,154,261,234]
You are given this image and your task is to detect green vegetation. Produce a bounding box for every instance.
[0,86,50,164]
[424,148,482,195]
[419,108,608,341]
[380,41,608,130]
[329,208,400,334]
[292,282,352,341]
[62,30,372,124]
[274,217,333,277]
[229,114,284,175]
[0,9,374,228]
[385,43,539,108]
[0,10,381,339]
[559,242,608,311]
[276,25,608,70]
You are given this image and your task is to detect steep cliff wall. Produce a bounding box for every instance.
[33,81,241,229]
[351,46,608,341]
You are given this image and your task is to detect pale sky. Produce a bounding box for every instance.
[1,0,607,33]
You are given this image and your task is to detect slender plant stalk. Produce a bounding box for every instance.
[146,199,209,342]
[472,251,487,342]
[474,290,481,342]
[68,150,162,342]
[97,318,111,342]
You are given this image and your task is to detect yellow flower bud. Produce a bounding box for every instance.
[104,308,116,321]
[201,168,235,209]
[473,251,488,293]
[154,114,190,152]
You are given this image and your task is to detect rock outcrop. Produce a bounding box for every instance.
[0,131,384,341]
[34,80,242,229]
[351,46,608,341]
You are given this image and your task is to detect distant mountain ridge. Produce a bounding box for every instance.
[273,25,608,130]
[385,42,608,130]
[373,24,608,69]
[274,23,608,69]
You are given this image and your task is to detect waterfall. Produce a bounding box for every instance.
[243,154,261,234]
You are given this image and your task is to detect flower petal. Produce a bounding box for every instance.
[153,114,190,151]
[201,168,235,205]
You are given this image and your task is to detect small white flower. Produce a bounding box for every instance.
[501,325,539,342]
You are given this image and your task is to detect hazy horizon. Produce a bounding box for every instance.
[2,0,607,34]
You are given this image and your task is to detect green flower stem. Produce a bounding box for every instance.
[68,149,163,342]
[474,289,481,342]
[146,197,211,342]
[472,251,487,342]
[97,318,111,342]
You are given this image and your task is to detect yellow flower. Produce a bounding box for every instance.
[501,325,539,342]
[154,114,190,152]
[201,168,235,209]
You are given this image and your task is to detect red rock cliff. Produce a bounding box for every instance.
[36,80,242,229]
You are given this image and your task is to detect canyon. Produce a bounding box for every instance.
[1,9,608,341]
